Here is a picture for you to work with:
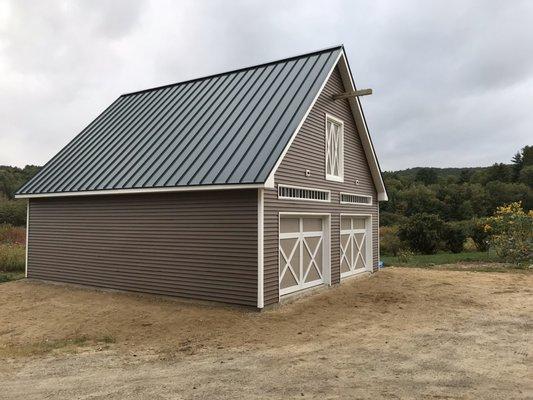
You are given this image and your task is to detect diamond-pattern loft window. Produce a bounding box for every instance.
[325,115,344,182]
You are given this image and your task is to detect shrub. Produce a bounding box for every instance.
[484,202,532,264]
[0,243,25,272]
[470,219,491,251]
[397,249,414,263]
[0,224,26,245]
[380,226,402,256]
[0,199,27,226]
[398,213,445,254]
[442,222,467,253]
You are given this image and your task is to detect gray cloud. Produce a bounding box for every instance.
[0,0,531,170]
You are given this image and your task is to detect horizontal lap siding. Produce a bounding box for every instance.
[28,190,258,306]
[264,67,379,305]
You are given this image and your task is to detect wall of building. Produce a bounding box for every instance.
[263,66,379,306]
[27,190,258,306]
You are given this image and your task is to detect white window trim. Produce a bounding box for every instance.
[340,192,373,205]
[325,113,344,183]
[277,184,331,203]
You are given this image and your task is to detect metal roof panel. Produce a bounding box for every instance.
[17,46,343,195]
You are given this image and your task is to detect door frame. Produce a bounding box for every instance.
[278,212,331,298]
[339,213,373,278]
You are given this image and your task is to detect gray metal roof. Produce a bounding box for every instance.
[18,46,343,196]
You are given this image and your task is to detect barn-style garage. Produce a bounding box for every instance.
[17,45,387,308]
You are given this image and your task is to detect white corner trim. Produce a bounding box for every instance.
[257,188,264,309]
[15,183,266,199]
[25,201,29,278]
[265,51,342,185]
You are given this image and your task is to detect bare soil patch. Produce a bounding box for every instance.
[0,267,531,399]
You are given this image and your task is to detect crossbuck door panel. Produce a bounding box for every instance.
[340,216,371,278]
[279,216,326,296]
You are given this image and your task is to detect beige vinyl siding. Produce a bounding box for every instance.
[28,190,258,306]
[264,66,379,305]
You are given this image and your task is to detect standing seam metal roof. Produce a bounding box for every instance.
[17,46,343,195]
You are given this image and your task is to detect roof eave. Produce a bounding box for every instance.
[15,183,267,199]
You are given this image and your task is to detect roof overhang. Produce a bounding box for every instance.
[15,183,266,199]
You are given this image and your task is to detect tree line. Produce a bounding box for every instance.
[380,145,532,226]
[379,146,532,258]
[0,165,41,226]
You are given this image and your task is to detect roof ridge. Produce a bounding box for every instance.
[121,44,344,97]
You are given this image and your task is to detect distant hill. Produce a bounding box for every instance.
[384,166,490,181]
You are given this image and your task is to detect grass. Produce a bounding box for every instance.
[0,271,25,283]
[0,243,25,273]
[382,251,531,273]
[0,334,118,358]
[382,251,495,267]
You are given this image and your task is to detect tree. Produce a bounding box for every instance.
[519,165,533,188]
[485,181,531,213]
[511,145,533,182]
[485,163,512,183]
[458,169,473,184]
[522,145,533,166]
[398,213,445,254]
[415,168,438,185]
[397,185,443,217]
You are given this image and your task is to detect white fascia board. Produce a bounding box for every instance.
[15,183,266,199]
[336,53,388,201]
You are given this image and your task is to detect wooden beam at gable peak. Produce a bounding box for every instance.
[332,88,372,101]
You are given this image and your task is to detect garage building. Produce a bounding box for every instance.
[16,45,387,308]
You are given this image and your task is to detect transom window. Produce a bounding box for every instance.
[325,114,344,182]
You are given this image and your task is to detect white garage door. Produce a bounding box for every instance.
[340,215,372,278]
[279,216,326,296]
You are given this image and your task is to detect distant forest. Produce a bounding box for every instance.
[0,145,531,227]
[380,145,533,226]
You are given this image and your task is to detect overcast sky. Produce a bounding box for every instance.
[0,0,531,171]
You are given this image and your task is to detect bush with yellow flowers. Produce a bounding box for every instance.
[484,202,532,265]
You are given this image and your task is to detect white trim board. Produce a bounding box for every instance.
[15,183,266,199]
[257,189,264,309]
[25,201,29,278]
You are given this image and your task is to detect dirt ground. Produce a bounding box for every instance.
[0,267,531,399]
